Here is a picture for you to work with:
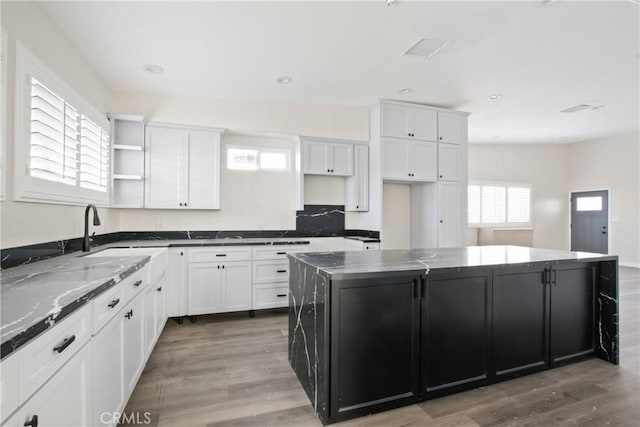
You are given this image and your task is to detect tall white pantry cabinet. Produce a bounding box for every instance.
[370,100,469,248]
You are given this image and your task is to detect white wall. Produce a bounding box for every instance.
[567,133,640,267]
[304,175,345,205]
[0,2,119,248]
[382,183,411,249]
[468,144,570,251]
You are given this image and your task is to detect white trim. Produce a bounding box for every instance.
[13,42,110,206]
[1,28,8,201]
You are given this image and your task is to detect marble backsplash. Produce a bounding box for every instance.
[0,205,379,269]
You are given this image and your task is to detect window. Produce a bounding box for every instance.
[468,182,531,227]
[227,145,289,171]
[14,43,110,205]
[576,196,602,212]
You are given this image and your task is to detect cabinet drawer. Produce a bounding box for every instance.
[18,304,91,404]
[252,245,307,261]
[1,354,19,424]
[189,247,252,262]
[253,260,290,284]
[252,284,289,310]
[121,268,148,305]
[92,281,127,335]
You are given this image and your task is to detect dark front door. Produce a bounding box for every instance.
[571,190,608,254]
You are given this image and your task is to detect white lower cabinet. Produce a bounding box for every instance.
[252,284,289,310]
[167,248,188,317]
[143,283,157,358]
[122,297,145,398]
[17,342,92,427]
[93,307,125,427]
[188,261,252,315]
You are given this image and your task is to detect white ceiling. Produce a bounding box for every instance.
[38,1,639,144]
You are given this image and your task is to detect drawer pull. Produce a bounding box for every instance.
[108,298,120,309]
[277,294,287,298]
[215,254,227,257]
[277,270,287,273]
[276,252,286,255]
[53,335,76,354]
[157,286,163,292]
[133,280,142,287]
[24,415,38,427]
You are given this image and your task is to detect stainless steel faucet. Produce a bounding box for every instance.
[82,204,101,252]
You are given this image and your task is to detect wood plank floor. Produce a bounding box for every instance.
[122,267,640,427]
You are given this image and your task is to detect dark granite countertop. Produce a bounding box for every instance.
[0,254,150,360]
[0,237,313,360]
[288,245,617,279]
[343,236,381,243]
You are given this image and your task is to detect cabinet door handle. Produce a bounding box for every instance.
[53,335,76,354]
[277,294,287,298]
[184,202,188,207]
[215,254,227,257]
[277,269,287,273]
[133,280,142,287]
[439,174,443,178]
[108,298,120,309]
[276,251,286,255]
[439,220,443,223]
[551,268,557,286]
[331,169,334,173]
[179,203,183,207]
[222,265,225,269]
[24,415,38,427]
[157,286,162,292]
[439,136,443,140]
[327,169,330,172]
[181,252,184,256]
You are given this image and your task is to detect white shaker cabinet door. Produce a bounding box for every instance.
[155,276,167,338]
[145,126,184,209]
[167,248,188,317]
[143,284,157,359]
[94,312,125,427]
[438,181,461,248]
[122,296,145,399]
[330,143,354,176]
[18,343,93,427]
[345,145,369,211]
[437,112,463,145]
[411,141,438,182]
[381,104,410,139]
[410,108,438,142]
[186,130,220,209]
[438,143,461,181]
[383,139,410,180]
[303,141,330,174]
[188,263,223,315]
[220,261,252,313]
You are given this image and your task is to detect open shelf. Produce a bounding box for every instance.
[109,114,146,208]
[113,144,143,151]
[113,174,143,180]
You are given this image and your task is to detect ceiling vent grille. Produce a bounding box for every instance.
[402,37,452,59]
[561,104,604,113]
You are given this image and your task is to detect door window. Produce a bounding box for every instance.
[576,197,602,212]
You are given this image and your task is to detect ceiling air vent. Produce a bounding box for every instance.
[561,104,604,113]
[402,37,452,59]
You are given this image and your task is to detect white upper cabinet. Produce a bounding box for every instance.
[302,138,353,176]
[438,143,461,181]
[381,104,437,142]
[437,112,463,145]
[145,123,222,209]
[383,138,437,182]
[345,145,369,211]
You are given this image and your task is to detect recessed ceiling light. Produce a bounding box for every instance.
[386,0,398,6]
[143,64,164,74]
[488,94,502,100]
[541,0,561,6]
[397,88,412,94]
[561,104,605,113]
[276,76,293,84]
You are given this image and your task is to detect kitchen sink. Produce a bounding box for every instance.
[83,247,167,258]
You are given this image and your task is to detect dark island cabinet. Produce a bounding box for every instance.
[330,273,421,422]
[492,264,550,379]
[422,269,492,397]
[550,263,596,365]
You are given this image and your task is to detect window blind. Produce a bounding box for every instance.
[29,77,108,192]
[469,183,531,226]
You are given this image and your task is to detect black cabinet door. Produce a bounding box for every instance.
[330,274,421,422]
[423,270,491,397]
[492,264,549,379]
[550,264,595,365]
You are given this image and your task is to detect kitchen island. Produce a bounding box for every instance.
[287,246,618,425]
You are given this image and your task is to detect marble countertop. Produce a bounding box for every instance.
[288,245,616,278]
[1,254,149,360]
[103,238,311,248]
[0,237,312,360]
